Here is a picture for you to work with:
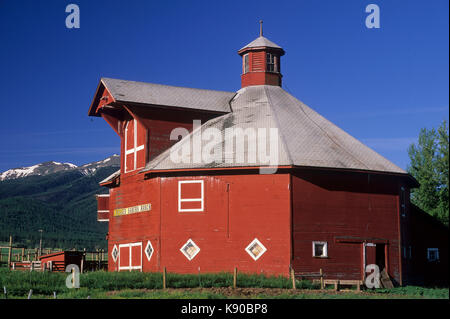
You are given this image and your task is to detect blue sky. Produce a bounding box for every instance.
[0,0,448,172]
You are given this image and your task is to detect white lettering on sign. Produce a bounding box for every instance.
[114,203,151,217]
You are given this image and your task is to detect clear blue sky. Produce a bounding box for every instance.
[0,0,448,172]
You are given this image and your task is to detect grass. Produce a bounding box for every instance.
[0,268,447,299]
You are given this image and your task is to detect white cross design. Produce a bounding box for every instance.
[125,119,145,172]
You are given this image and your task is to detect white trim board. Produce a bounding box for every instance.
[178,180,204,212]
[118,242,143,271]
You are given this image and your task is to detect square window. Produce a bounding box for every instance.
[313,241,328,258]
[180,239,200,261]
[427,248,439,262]
[245,238,267,261]
[178,180,204,212]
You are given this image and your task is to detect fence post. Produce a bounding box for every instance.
[21,248,25,262]
[319,268,324,290]
[291,268,296,289]
[7,236,12,270]
[233,267,237,289]
[163,267,167,289]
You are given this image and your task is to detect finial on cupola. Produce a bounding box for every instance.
[237,21,285,88]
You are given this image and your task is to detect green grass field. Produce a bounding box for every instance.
[0,269,448,299]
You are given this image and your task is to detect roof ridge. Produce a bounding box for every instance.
[101,77,234,94]
[263,86,294,165]
[282,90,371,170]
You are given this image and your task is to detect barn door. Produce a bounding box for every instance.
[365,243,377,266]
[118,242,142,272]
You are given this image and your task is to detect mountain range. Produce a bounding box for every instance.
[0,155,120,181]
[0,155,120,250]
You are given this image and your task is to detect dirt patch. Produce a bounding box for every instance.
[105,287,378,298]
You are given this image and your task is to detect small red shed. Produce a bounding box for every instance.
[39,251,84,272]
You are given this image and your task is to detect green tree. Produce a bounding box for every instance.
[407,120,449,226]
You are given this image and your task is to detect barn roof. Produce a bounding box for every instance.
[239,36,283,51]
[142,85,407,175]
[99,169,120,185]
[100,77,234,113]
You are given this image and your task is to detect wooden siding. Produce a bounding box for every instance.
[291,169,405,285]
[107,173,291,276]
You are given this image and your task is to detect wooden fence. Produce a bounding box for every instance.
[0,236,107,271]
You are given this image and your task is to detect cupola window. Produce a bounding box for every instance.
[266,53,277,72]
[243,54,249,74]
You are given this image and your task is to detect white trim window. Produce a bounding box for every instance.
[180,239,200,261]
[427,248,439,262]
[243,53,249,74]
[312,241,328,258]
[124,119,145,173]
[178,180,204,212]
[245,238,267,261]
[266,53,276,72]
[118,242,142,271]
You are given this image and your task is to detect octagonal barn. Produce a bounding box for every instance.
[88,28,443,286]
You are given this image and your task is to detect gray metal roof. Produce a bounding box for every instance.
[142,85,406,174]
[239,36,282,51]
[99,169,120,184]
[101,77,234,113]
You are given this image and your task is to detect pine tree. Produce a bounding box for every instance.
[407,120,449,226]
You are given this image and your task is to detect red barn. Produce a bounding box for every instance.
[88,29,446,286]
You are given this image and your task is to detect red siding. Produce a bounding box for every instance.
[291,170,405,285]
[408,205,449,286]
[107,173,291,276]
[240,50,282,87]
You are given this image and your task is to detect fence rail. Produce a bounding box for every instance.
[0,235,107,271]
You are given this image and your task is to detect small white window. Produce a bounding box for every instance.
[427,248,439,262]
[180,239,200,261]
[178,180,204,212]
[266,53,276,72]
[313,241,328,258]
[243,54,249,73]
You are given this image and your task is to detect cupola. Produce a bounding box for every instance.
[238,21,285,88]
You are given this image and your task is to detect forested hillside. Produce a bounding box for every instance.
[0,165,118,250]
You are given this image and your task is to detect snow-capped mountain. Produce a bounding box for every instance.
[0,155,120,181]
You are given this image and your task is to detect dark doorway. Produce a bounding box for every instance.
[376,244,386,271]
